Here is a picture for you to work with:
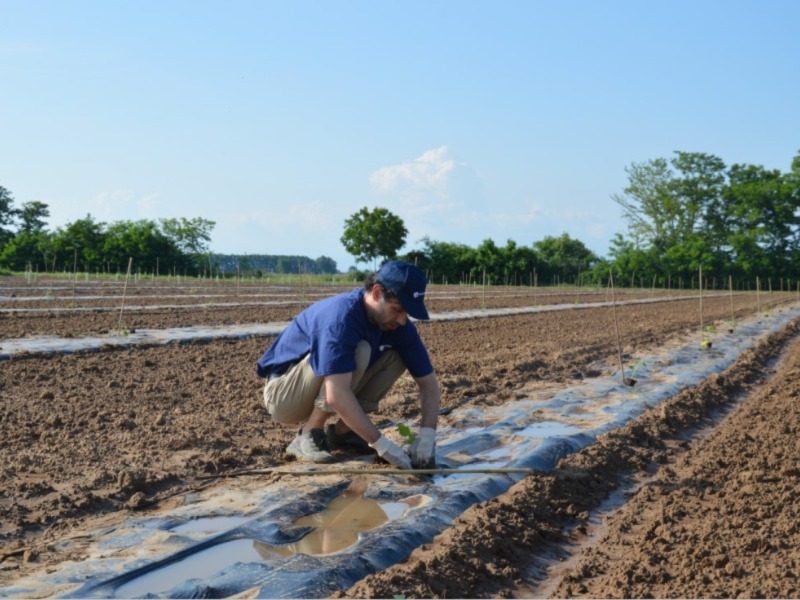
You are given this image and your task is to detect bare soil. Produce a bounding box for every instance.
[1,279,798,598]
[343,318,800,599]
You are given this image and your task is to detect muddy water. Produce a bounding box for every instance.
[111,489,425,599]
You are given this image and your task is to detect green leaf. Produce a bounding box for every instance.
[397,423,415,444]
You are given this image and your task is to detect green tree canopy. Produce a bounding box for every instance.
[604,149,800,287]
[0,186,17,246]
[160,217,215,255]
[534,233,598,282]
[52,215,107,271]
[17,201,50,234]
[314,255,338,274]
[341,206,408,267]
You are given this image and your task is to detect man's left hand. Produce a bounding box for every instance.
[409,427,436,469]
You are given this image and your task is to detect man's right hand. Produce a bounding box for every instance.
[369,435,412,469]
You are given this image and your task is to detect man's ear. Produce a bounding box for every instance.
[371,284,383,301]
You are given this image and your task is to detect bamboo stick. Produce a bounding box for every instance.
[197,467,533,480]
[608,271,634,386]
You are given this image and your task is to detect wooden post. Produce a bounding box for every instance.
[699,266,705,343]
[757,276,761,312]
[729,275,734,325]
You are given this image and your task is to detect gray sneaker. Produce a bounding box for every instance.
[286,429,336,463]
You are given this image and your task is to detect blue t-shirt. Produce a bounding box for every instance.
[256,288,433,379]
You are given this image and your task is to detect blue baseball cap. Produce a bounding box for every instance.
[377,260,430,321]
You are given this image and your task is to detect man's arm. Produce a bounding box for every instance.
[408,371,441,469]
[416,371,441,429]
[325,372,412,469]
[324,372,381,443]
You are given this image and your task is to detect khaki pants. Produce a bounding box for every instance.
[263,340,407,424]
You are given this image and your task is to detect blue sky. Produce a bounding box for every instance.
[2,0,799,271]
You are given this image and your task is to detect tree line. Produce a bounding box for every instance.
[212,254,338,275]
[344,150,800,289]
[0,186,215,275]
[340,206,599,284]
[598,150,800,288]
[6,147,799,286]
[0,186,337,277]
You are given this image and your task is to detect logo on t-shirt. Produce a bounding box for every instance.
[413,291,424,298]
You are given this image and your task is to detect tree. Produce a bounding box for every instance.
[51,215,107,272]
[534,233,598,283]
[160,217,215,255]
[0,230,54,271]
[314,255,338,274]
[612,152,726,252]
[412,236,476,284]
[474,238,501,283]
[0,186,17,248]
[670,151,727,252]
[17,201,50,234]
[341,207,407,267]
[103,220,180,273]
[612,158,677,249]
[723,163,797,278]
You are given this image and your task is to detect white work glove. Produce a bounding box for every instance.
[409,427,436,469]
[369,435,412,470]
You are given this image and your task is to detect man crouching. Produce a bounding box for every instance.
[256,261,440,469]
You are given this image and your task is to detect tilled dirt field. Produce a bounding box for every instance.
[0,278,762,338]
[1,278,799,597]
[344,315,800,599]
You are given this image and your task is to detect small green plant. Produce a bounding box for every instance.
[703,323,717,333]
[397,423,416,444]
[113,322,132,337]
[628,358,647,378]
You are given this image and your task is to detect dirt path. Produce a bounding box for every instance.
[545,336,800,598]
[1,280,789,338]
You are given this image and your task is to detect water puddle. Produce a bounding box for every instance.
[170,516,251,534]
[110,489,427,599]
[114,539,262,599]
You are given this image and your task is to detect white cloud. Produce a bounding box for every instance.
[369,146,457,196]
[366,148,615,258]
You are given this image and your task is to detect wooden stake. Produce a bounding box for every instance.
[608,271,633,386]
[197,467,534,480]
[729,274,735,327]
[757,276,761,312]
[699,265,705,342]
[116,257,133,335]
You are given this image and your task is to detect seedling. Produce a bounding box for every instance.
[113,322,132,337]
[397,424,416,444]
[627,359,647,380]
[703,324,717,333]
